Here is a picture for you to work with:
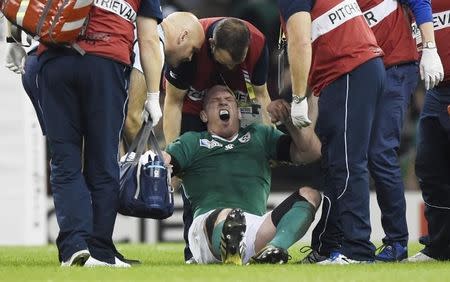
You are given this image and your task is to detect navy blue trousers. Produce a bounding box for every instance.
[39,51,129,263]
[22,51,47,135]
[369,63,418,247]
[415,85,450,260]
[311,57,385,261]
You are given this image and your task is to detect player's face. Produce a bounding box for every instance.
[212,48,247,70]
[203,88,240,139]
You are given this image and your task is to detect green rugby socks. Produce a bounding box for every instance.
[269,201,315,250]
[212,221,225,257]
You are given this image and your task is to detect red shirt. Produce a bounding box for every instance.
[431,0,450,84]
[357,0,418,67]
[76,0,140,65]
[309,0,383,95]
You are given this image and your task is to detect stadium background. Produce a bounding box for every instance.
[0,0,427,246]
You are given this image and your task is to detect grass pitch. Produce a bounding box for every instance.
[0,243,449,282]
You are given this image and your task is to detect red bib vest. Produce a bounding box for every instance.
[76,0,140,64]
[431,0,450,84]
[309,0,383,94]
[182,17,266,115]
[358,0,418,67]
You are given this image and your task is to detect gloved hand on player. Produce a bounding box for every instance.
[5,42,27,74]
[142,92,162,127]
[420,47,444,90]
[291,95,311,127]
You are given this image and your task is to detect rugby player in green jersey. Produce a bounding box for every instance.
[162,85,322,265]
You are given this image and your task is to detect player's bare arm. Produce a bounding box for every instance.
[163,81,188,144]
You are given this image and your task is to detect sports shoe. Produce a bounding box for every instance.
[61,249,90,267]
[375,242,408,262]
[250,245,290,264]
[406,251,436,263]
[220,208,246,265]
[185,257,197,264]
[299,246,327,264]
[317,251,359,265]
[115,252,141,265]
[84,256,131,268]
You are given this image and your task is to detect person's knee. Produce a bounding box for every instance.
[299,187,321,209]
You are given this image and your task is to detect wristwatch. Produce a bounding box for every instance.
[423,41,436,49]
[292,95,307,104]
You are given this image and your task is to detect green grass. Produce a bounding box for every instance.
[0,243,449,282]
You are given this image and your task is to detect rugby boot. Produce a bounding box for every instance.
[220,208,246,265]
[250,245,290,264]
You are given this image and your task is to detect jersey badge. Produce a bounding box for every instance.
[238,132,251,143]
[199,139,223,149]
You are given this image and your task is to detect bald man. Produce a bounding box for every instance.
[124,12,205,146]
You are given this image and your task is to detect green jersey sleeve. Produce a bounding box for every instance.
[166,132,200,172]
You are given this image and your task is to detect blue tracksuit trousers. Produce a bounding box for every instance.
[39,50,129,263]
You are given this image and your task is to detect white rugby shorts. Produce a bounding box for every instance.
[188,209,269,264]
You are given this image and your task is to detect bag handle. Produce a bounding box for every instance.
[123,121,153,164]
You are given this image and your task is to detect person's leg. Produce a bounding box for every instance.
[338,57,385,261]
[414,87,450,260]
[187,210,221,264]
[312,58,385,262]
[22,51,46,135]
[369,63,418,260]
[180,113,207,261]
[309,78,352,258]
[81,55,129,263]
[251,188,320,264]
[267,188,320,249]
[204,208,246,265]
[39,54,92,262]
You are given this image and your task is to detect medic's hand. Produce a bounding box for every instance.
[142,92,162,127]
[420,47,444,90]
[291,95,311,127]
[5,43,27,74]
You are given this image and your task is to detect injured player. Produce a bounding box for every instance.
[162,85,322,264]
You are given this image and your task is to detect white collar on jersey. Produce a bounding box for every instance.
[211,133,239,143]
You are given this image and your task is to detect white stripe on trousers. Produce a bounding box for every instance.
[338,74,350,200]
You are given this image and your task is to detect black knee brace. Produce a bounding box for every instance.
[271,192,310,227]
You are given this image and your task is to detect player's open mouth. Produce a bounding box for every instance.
[219,109,230,121]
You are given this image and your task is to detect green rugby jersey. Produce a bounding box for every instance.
[167,124,285,218]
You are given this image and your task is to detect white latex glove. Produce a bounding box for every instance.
[291,96,311,127]
[142,92,162,127]
[420,48,444,90]
[5,42,27,74]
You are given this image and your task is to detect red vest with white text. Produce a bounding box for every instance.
[358,0,418,67]
[431,0,450,84]
[76,0,140,65]
[182,17,266,115]
[310,0,383,94]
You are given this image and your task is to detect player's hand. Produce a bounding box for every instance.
[420,47,444,90]
[267,99,290,124]
[291,95,311,127]
[5,43,27,74]
[142,92,162,127]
